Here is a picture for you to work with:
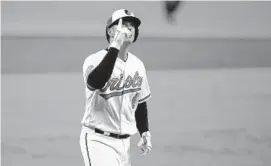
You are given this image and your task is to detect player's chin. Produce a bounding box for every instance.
[124,40,133,45]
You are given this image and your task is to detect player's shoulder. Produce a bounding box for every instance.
[85,49,107,61]
[83,49,107,65]
[128,52,149,72]
[128,52,146,68]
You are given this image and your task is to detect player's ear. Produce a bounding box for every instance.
[107,27,114,37]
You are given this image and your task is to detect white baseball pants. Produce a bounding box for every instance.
[79,126,131,166]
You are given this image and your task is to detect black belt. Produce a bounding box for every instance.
[94,128,130,139]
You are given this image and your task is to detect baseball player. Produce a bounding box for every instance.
[79,9,152,166]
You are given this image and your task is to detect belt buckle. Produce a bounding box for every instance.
[103,131,110,136]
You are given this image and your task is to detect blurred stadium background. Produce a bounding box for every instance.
[2,1,271,166]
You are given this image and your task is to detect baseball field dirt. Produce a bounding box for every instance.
[2,68,271,166]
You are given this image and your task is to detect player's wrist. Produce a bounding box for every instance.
[141,131,151,138]
[139,129,149,136]
[109,41,122,50]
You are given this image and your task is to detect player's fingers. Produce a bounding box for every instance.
[140,147,145,152]
[118,18,123,29]
[137,138,144,147]
[140,151,147,156]
[147,143,152,148]
[143,136,148,143]
[140,148,150,156]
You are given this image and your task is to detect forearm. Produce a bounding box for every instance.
[87,47,119,89]
[135,102,149,136]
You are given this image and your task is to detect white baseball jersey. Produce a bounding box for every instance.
[81,49,151,135]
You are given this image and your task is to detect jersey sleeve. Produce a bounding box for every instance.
[138,64,151,103]
[82,54,103,90]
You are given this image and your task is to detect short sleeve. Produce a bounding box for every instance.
[82,53,104,90]
[138,64,151,103]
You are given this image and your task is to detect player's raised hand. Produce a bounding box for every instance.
[117,18,123,30]
[109,18,131,50]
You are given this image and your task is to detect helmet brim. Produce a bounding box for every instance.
[108,16,141,29]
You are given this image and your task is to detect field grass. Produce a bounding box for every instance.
[2,68,271,166]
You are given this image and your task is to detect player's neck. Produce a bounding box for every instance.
[118,44,130,62]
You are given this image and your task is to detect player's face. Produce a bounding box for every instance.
[122,21,136,43]
[110,20,136,44]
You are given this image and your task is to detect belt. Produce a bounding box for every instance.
[94,128,130,139]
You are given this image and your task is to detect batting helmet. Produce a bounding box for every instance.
[106,9,141,43]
